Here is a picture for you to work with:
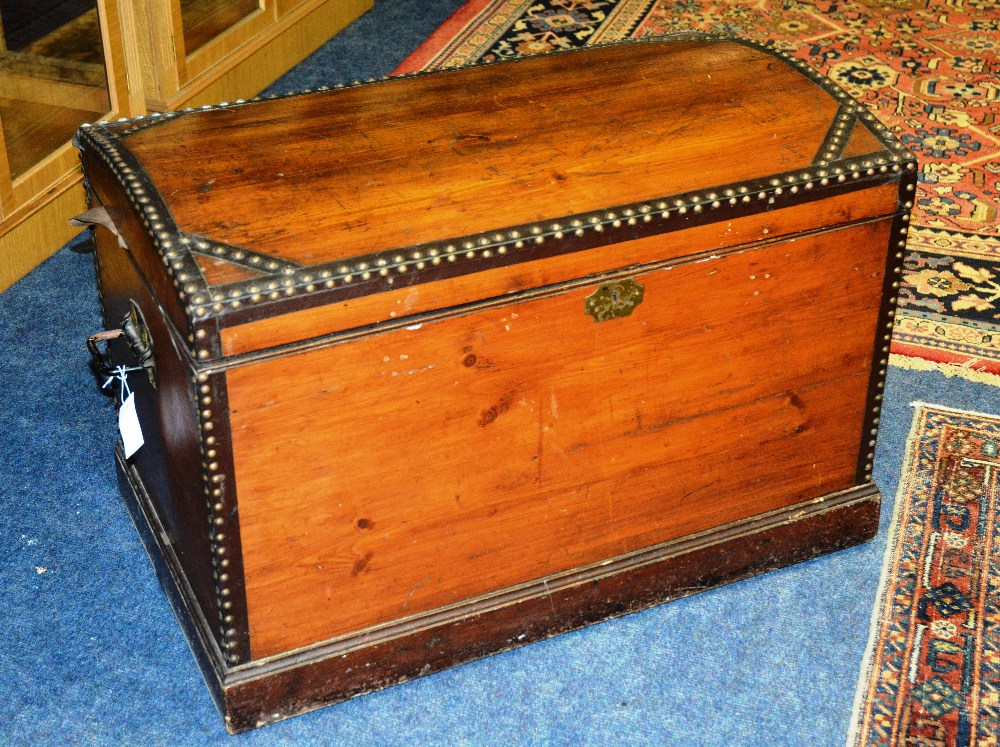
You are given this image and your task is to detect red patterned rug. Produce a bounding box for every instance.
[847,404,1000,746]
[397,0,1000,382]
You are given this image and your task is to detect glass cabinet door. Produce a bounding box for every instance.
[0,0,111,184]
[181,0,262,55]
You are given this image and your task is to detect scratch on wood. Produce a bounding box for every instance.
[401,575,430,612]
[536,398,545,485]
[541,579,556,616]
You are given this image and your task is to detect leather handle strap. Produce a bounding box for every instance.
[87,328,123,371]
[70,206,128,249]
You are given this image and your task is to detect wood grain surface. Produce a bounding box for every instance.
[228,217,891,658]
[122,39,849,266]
[219,183,899,356]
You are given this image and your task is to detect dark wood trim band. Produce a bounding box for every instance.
[116,447,229,710]
[855,167,919,484]
[196,371,252,665]
[813,104,856,165]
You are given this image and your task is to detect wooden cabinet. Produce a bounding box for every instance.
[0,0,372,292]
[0,0,142,291]
[125,0,378,111]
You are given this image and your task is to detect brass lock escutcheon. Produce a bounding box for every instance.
[584,278,645,322]
[88,301,157,388]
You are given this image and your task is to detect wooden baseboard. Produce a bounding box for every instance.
[0,175,87,293]
[116,448,879,734]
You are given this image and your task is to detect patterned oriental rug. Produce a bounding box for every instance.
[847,404,1000,747]
[396,0,1000,383]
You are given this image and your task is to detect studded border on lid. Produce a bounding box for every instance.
[76,33,918,365]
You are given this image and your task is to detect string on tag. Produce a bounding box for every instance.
[102,364,143,404]
[102,364,146,458]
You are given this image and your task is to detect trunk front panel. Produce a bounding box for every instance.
[227,218,891,658]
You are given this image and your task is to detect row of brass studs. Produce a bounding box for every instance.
[81,31,917,368]
[194,371,242,666]
[78,127,240,660]
[186,155,916,317]
[188,235,302,274]
[78,126,207,346]
[81,120,915,370]
[862,183,917,483]
[814,107,856,166]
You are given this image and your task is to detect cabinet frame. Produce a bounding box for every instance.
[0,0,372,292]
[0,0,143,289]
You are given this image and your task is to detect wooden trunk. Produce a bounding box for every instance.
[76,35,915,733]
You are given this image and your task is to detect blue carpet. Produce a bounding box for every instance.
[3,3,999,743]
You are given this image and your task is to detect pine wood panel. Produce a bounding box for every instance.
[141,0,372,111]
[0,108,12,211]
[227,218,891,658]
[181,0,262,55]
[843,122,887,160]
[0,70,109,111]
[123,40,846,265]
[0,174,85,291]
[124,0,184,101]
[276,0,309,16]
[0,98,105,179]
[219,182,900,356]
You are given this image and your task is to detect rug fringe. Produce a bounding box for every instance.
[906,400,1000,421]
[889,353,1000,387]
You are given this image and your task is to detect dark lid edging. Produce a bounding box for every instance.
[76,33,918,363]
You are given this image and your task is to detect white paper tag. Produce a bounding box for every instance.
[119,392,145,459]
